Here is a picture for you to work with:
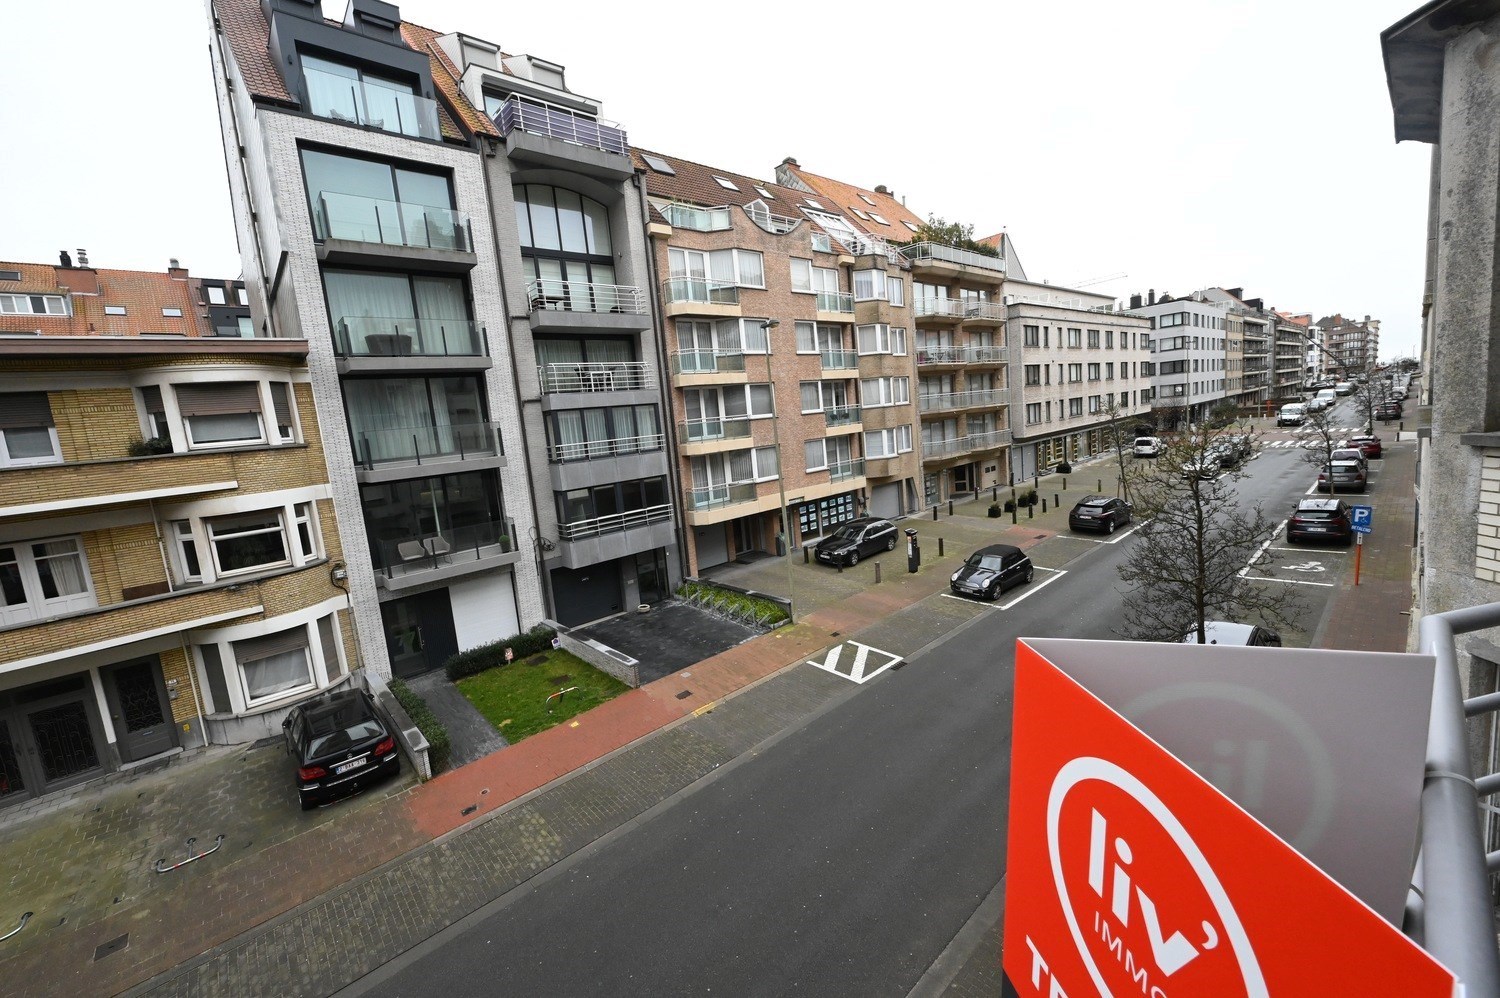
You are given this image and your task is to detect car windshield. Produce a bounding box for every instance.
[967,553,1005,571]
[306,702,383,757]
[828,525,862,543]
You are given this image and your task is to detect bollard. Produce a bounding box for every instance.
[1098,479,1102,492]
[992,485,998,501]
[938,537,945,557]
[1062,478,1068,490]
[932,505,939,521]
[1055,494,1060,508]
[948,500,954,516]
[1042,498,1047,513]
[803,547,810,564]
[875,562,881,584]
[1028,502,1033,519]
[1011,505,1018,524]
[1033,475,1039,489]
[837,560,843,574]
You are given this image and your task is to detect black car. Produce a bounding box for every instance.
[950,543,1034,601]
[1068,495,1133,534]
[813,517,899,567]
[283,689,401,810]
[1181,621,1283,646]
[1286,497,1354,545]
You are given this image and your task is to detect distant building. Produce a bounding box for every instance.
[1315,313,1381,375]
[1129,290,1231,426]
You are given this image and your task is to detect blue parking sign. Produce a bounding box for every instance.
[1351,504,1374,534]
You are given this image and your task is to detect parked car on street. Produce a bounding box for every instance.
[1132,436,1164,458]
[1182,451,1222,480]
[1068,495,1133,534]
[1375,401,1402,420]
[1277,403,1306,426]
[1329,446,1368,470]
[1342,434,1383,458]
[950,543,1034,601]
[283,689,401,811]
[1317,460,1366,493]
[1286,497,1354,545]
[1227,433,1254,460]
[813,517,898,567]
[1335,382,1354,396]
[1181,621,1283,646]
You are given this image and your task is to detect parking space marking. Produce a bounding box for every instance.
[805,640,903,685]
[998,568,1067,609]
[1246,575,1335,588]
[1268,545,1349,554]
[1075,522,1146,545]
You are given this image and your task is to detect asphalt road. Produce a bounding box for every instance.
[351,427,1366,998]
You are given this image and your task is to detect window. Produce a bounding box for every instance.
[903,220,920,232]
[1087,329,1100,349]
[1024,365,1042,387]
[1088,395,1101,414]
[207,510,291,576]
[699,248,764,288]
[864,426,912,458]
[1067,364,1083,383]
[0,270,19,282]
[800,381,852,414]
[1067,328,1082,348]
[237,288,249,306]
[1106,330,1115,348]
[0,293,68,316]
[887,278,904,307]
[810,232,832,253]
[1069,397,1084,417]
[854,269,886,302]
[795,321,846,356]
[755,186,775,200]
[547,404,662,460]
[1024,325,1040,347]
[0,536,95,625]
[860,193,877,206]
[233,627,315,704]
[729,447,779,482]
[860,377,910,407]
[176,383,265,448]
[171,520,202,583]
[323,269,473,356]
[1156,312,1188,329]
[851,208,870,221]
[557,477,671,534]
[517,184,618,297]
[1087,363,1100,381]
[207,286,227,305]
[0,393,60,467]
[1025,402,1043,425]
[790,259,840,298]
[293,502,318,559]
[642,154,676,175]
[804,436,855,473]
[869,213,889,226]
[805,198,824,210]
[1106,362,1115,380]
[857,324,905,356]
[301,149,457,249]
[105,305,127,316]
[712,175,740,191]
[162,308,183,318]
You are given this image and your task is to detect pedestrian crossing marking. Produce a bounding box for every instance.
[806,640,902,684]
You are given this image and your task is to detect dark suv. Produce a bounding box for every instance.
[1286,498,1353,546]
[813,517,898,567]
[1068,495,1133,535]
[283,689,401,810]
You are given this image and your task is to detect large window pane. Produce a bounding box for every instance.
[554,189,588,253]
[302,149,396,201]
[582,198,611,255]
[187,412,262,445]
[524,186,560,250]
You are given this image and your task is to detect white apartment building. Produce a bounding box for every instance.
[1130,292,1231,426]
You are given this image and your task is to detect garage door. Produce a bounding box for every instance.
[550,564,623,627]
[870,482,902,518]
[694,524,730,570]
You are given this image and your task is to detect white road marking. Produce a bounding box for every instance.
[1267,545,1348,554]
[1240,521,1284,576]
[1246,576,1335,588]
[805,640,903,684]
[998,568,1067,610]
[1075,522,1146,545]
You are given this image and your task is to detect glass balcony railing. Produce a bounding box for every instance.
[538,361,653,394]
[352,420,502,469]
[815,291,854,314]
[902,242,1007,274]
[687,482,759,511]
[494,95,628,155]
[670,350,747,375]
[526,279,647,317]
[371,516,516,580]
[313,192,473,253]
[304,66,441,140]
[914,297,967,319]
[818,350,859,370]
[919,390,1003,412]
[660,203,732,231]
[916,345,1008,365]
[662,277,740,306]
[824,406,861,428]
[829,459,865,483]
[558,504,673,541]
[335,316,484,358]
[547,432,664,463]
[679,417,752,443]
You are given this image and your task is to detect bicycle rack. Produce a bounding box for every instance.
[154,834,226,875]
[0,912,31,943]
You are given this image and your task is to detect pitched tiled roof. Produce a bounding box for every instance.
[777,161,926,234]
[400,22,498,139]
[632,149,815,214]
[0,261,226,337]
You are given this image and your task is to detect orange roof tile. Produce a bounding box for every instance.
[0,261,231,338]
[633,148,816,215]
[777,161,927,234]
[400,22,498,139]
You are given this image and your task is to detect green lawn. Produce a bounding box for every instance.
[455,649,631,742]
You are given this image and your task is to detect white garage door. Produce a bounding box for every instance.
[870,482,902,518]
[694,524,730,569]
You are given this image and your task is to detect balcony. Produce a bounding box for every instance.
[526,279,650,333]
[372,517,520,591]
[961,302,1007,323]
[304,66,441,141]
[669,350,749,387]
[661,277,740,318]
[922,429,1008,461]
[552,504,676,570]
[838,233,907,265]
[915,344,1007,366]
[312,192,476,271]
[333,316,487,373]
[687,481,760,512]
[829,459,866,484]
[351,421,505,483]
[678,417,752,456]
[902,242,1007,278]
[539,360,654,396]
[548,432,665,463]
[914,298,967,321]
[824,406,862,429]
[745,204,803,234]
[919,389,1003,413]
[659,203,732,231]
[494,95,632,181]
[0,450,241,519]
[819,349,859,373]
[816,291,855,317]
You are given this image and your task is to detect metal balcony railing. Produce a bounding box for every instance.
[962,301,1007,321]
[922,429,1006,459]
[493,95,628,155]
[744,204,801,234]
[829,459,865,482]
[558,503,673,541]
[660,203,732,231]
[547,431,664,463]
[303,66,441,140]
[538,360,653,394]
[914,297,967,319]
[919,389,1003,412]
[662,277,740,306]
[372,516,516,579]
[679,417,752,443]
[915,344,1008,365]
[335,316,485,358]
[313,192,473,253]
[901,241,1006,274]
[815,291,854,314]
[687,481,759,511]
[824,406,861,428]
[838,233,907,264]
[352,420,502,469]
[526,279,647,316]
[818,349,859,370]
[671,350,747,376]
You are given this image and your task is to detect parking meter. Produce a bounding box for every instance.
[905,528,920,574]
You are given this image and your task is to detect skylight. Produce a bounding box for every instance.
[755,186,775,200]
[851,208,870,220]
[902,220,920,232]
[869,213,890,226]
[642,154,676,175]
[860,194,877,206]
[805,198,824,210]
[713,176,740,192]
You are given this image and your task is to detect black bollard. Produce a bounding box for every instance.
[992,485,998,501]
[837,561,843,574]
[932,505,938,521]
[1062,478,1068,490]
[803,547,810,564]
[1011,506,1018,524]
[874,563,881,585]
[1042,498,1047,512]
[1028,502,1033,519]
[948,500,954,516]
[938,537,945,557]
[1098,479,1102,492]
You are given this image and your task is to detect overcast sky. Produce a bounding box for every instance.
[0,0,1428,357]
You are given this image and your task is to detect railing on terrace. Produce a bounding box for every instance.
[558,503,673,541]
[670,350,747,376]
[526,279,647,316]
[919,389,1002,412]
[838,233,907,264]
[313,192,473,253]
[662,277,740,306]
[335,316,484,358]
[830,459,865,482]
[823,406,861,428]
[493,94,628,155]
[744,204,802,234]
[818,349,859,370]
[922,430,1006,459]
[352,421,502,469]
[816,291,854,314]
[660,203,732,232]
[916,344,1008,365]
[372,516,516,578]
[538,360,653,394]
[547,432,664,463]
[304,66,441,141]
[962,301,1007,321]
[687,481,759,511]
[914,297,967,319]
[901,242,1006,274]
[679,417,752,443]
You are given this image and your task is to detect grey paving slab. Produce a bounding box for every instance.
[573,600,759,683]
[405,671,508,768]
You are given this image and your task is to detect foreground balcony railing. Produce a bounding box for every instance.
[816,291,854,314]
[304,66,441,140]
[919,389,1003,412]
[914,297,967,319]
[335,316,484,358]
[679,417,752,443]
[494,95,628,155]
[558,503,673,541]
[670,350,747,375]
[352,420,502,469]
[745,204,801,234]
[818,349,859,370]
[539,360,653,394]
[687,481,759,511]
[922,429,1007,459]
[548,431,664,463]
[526,279,647,316]
[372,516,516,579]
[313,192,473,253]
[662,277,740,306]
[824,406,861,428]
[902,241,1007,274]
[660,203,731,231]
[838,233,907,264]
[916,344,1008,365]
[962,301,1007,321]
[829,458,865,483]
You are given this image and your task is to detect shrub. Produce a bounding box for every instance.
[444,624,557,681]
[1020,489,1039,507]
[127,436,174,457]
[987,502,1002,518]
[1056,461,1073,474]
[1003,499,1017,513]
[388,678,451,774]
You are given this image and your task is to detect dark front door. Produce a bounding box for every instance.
[101,659,177,763]
[381,589,459,679]
[0,718,26,804]
[551,564,623,626]
[634,550,669,605]
[0,675,106,805]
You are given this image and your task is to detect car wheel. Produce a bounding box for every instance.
[1024,565,1034,584]
[885,536,896,552]
[848,551,859,567]
[1106,519,1116,535]
[987,583,1000,602]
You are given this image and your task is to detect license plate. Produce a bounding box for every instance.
[334,757,368,775]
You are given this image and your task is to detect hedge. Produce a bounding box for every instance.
[388,678,451,774]
[444,624,557,681]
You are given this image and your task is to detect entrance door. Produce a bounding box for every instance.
[381,590,459,679]
[0,675,105,805]
[550,564,624,626]
[732,518,761,557]
[0,718,25,804]
[634,550,669,605]
[26,699,100,786]
[101,659,176,763]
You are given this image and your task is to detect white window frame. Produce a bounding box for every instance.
[887,277,904,307]
[726,445,779,484]
[857,323,906,356]
[293,501,320,560]
[712,175,740,191]
[171,520,203,583]
[0,425,61,468]
[182,410,266,450]
[0,535,96,626]
[207,287,227,305]
[709,248,765,289]
[237,288,249,306]
[715,317,771,355]
[0,293,69,316]
[863,425,912,459]
[854,269,886,302]
[105,305,127,316]
[234,626,316,707]
[803,436,854,473]
[859,377,910,408]
[790,258,813,294]
[205,509,292,578]
[162,308,183,318]
[869,212,890,226]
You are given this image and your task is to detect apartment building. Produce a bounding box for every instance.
[1199,287,1276,408]
[1316,313,1381,375]
[207,0,546,677]
[1007,284,1153,479]
[0,255,351,804]
[1130,291,1230,426]
[777,161,1015,504]
[635,150,921,573]
[1273,313,1310,397]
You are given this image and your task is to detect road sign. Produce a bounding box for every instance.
[1351,504,1374,534]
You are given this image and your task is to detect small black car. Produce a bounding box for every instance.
[283,689,400,810]
[1068,495,1133,535]
[950,544,1034,601]
[813,517,898,567]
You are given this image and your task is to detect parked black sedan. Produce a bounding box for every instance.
[950,544,1034,601]
[284,689,401,810]
[813,517,899,567]
[1067,495,1133,534]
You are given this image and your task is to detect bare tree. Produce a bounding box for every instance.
[1119,418,1300,643]
[1347,364,1381,435]
[1099,393,1136,502]
[1297,403,1343,473]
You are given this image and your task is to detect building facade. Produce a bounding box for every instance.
[1316,313,1381,376]
[1131,291,1231,426]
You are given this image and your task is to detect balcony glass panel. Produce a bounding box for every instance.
[816,291,854,314]
[671,351,746,375]
[527,279,647,316]
[351,421,501,467]
[830,459,866,482]
[687,482,759,511]
[662,277,739,306]
[335,316,484,357]
[819,350,859,370]
[679,417,752,443]
[362,472,511,578]
[314,192,472,252]
[303,64,441,140]
[824,406,862,428]
[902,242,1007,274]
[661,203,731,231]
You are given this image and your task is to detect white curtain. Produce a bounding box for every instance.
[324,272,415,353]
[33,541,86,597]
[583,409,609,458]
[242,649,311,701]
[553,411,586,460]
[800,383,821,412]
[344,380,435,463]
[413,277,468,353]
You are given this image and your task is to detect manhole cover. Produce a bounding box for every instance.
[675,690,693,700]
[93,934,129,962]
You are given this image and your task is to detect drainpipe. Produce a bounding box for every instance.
[148,498,175,593]
[176,634,208,749]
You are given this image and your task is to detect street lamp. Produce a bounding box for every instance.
[760,319,794,624]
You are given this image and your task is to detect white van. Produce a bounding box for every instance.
[1277,403,1306,426]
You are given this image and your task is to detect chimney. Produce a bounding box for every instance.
[1147,289,1156,306]
[781,157,799,167]
[875,184,890,196]
[1129,293,1143,309]
[76,248,90,268]
[169,257,180,270]
[59,250,73,268]
[168,258,188,280]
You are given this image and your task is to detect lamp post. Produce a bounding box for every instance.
[760,319,794,623]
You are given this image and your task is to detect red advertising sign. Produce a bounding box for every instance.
[1001,640,1457,997]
